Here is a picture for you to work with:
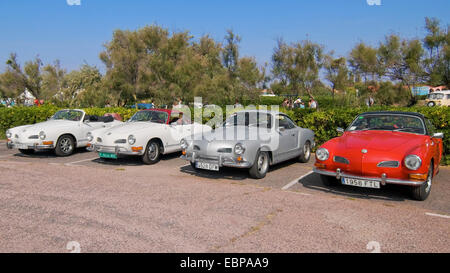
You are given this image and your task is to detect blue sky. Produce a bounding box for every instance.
[0,0,448,73]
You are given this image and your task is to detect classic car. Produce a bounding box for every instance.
[87,108,212,164]
[313,111,443,201]
[181,110,315,179]
[6,109,123,156]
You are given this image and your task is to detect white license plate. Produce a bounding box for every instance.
[15,143,28,149]
[196,161,219,171]
[342,178,380,189]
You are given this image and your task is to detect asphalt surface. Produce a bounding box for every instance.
[0,141,448,253]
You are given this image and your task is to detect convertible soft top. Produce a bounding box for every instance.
[359,111,425,120]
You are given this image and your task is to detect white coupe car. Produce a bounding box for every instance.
[87,108,212,164]
[6,109,123,156]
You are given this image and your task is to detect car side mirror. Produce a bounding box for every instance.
[278,127,286,132]
[337,127,345,134]
[432,132,444,139]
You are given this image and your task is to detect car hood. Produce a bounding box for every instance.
[335,130,426,154]
[196,125,272,142]
[12,120,76,134]
[100,121,161,136]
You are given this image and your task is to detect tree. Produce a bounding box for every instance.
[222,30,241,75]
[324,56,349,98]
[4,53,44,100]
[423,17,447,85]
[348,42,379,83]
[378,34,425,100]
[41,60,66,100]
[272,39,324,98]
[59,64,103,107]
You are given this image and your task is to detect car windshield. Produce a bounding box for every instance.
[223,112,272,128]
[50,110,83,121]
[129,110,168,124]
[348,114,425,134]
[427,93,444,99]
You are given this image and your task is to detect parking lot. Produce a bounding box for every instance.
[0,141,449,252]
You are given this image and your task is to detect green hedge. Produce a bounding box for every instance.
[1,104,449,165]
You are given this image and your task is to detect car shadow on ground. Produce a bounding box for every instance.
[13,148,90,158]
[299,172,412,202]
[179,157,302,181]
[92,152,183,166]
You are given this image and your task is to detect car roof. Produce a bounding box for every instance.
[359,111,425,119]
[430,90,450,94]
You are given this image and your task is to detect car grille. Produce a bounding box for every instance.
[377,161,400,168]
[333,156,350,164]
[28,135,39,139]
[114,139,126,144]
[193,145,201,151]
[217,148,232,153]
[97,137,103,143]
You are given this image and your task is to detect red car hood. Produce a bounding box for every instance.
[336,130,425,154]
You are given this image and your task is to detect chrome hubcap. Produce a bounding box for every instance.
[257,153,268,174]
[148,143,158,160]
[425,170,432,193]
[304,144,310,159]
[60,138,73,153]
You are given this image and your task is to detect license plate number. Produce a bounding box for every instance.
[342,178,380,189]
[99,152,117,159]
[196,161,219,171]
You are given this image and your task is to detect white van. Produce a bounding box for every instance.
[426,90,450,107]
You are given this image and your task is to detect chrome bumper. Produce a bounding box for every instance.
[181,152,252,168]
[89,144,143,156]
[7,141,54,150]
[313,167,425,187]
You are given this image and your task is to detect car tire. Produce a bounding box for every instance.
[411,164,433,201]
[19,149,34,155]
[320,174,339,187]
[249,151,269,179]
[298,141,311,163]
[142,140,161,165]
[55,135,75,156]
[190,162,198,170]
[427,101,435,107]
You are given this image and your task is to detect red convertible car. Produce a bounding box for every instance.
[313,111,444,201]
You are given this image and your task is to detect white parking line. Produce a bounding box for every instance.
[425,212,450,219]
[64,157,99,166]
[282,171,313,190]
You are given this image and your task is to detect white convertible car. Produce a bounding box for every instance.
[87,108,212,164]
[6,109,123,156]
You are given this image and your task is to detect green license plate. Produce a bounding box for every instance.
[99,152,117,159]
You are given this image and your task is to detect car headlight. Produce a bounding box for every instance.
[234,143,245,155]
[87,132,93,142]
[6,130,12,139]
[128,135,136,145]
[39,131,46,140]
[180,139,188,149]
[316,148,329,161]
[404,155,422,170]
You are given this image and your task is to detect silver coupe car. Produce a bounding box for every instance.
[181,110,315,179]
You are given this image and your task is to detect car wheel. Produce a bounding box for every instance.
[320,174,339,187]
[427,101,435,107]
[411,164,433,201]
[55,135,75,156]
[142,140,161,165]
[249,151,269,179]
[19,149,34,155]
[298,141,311,163]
